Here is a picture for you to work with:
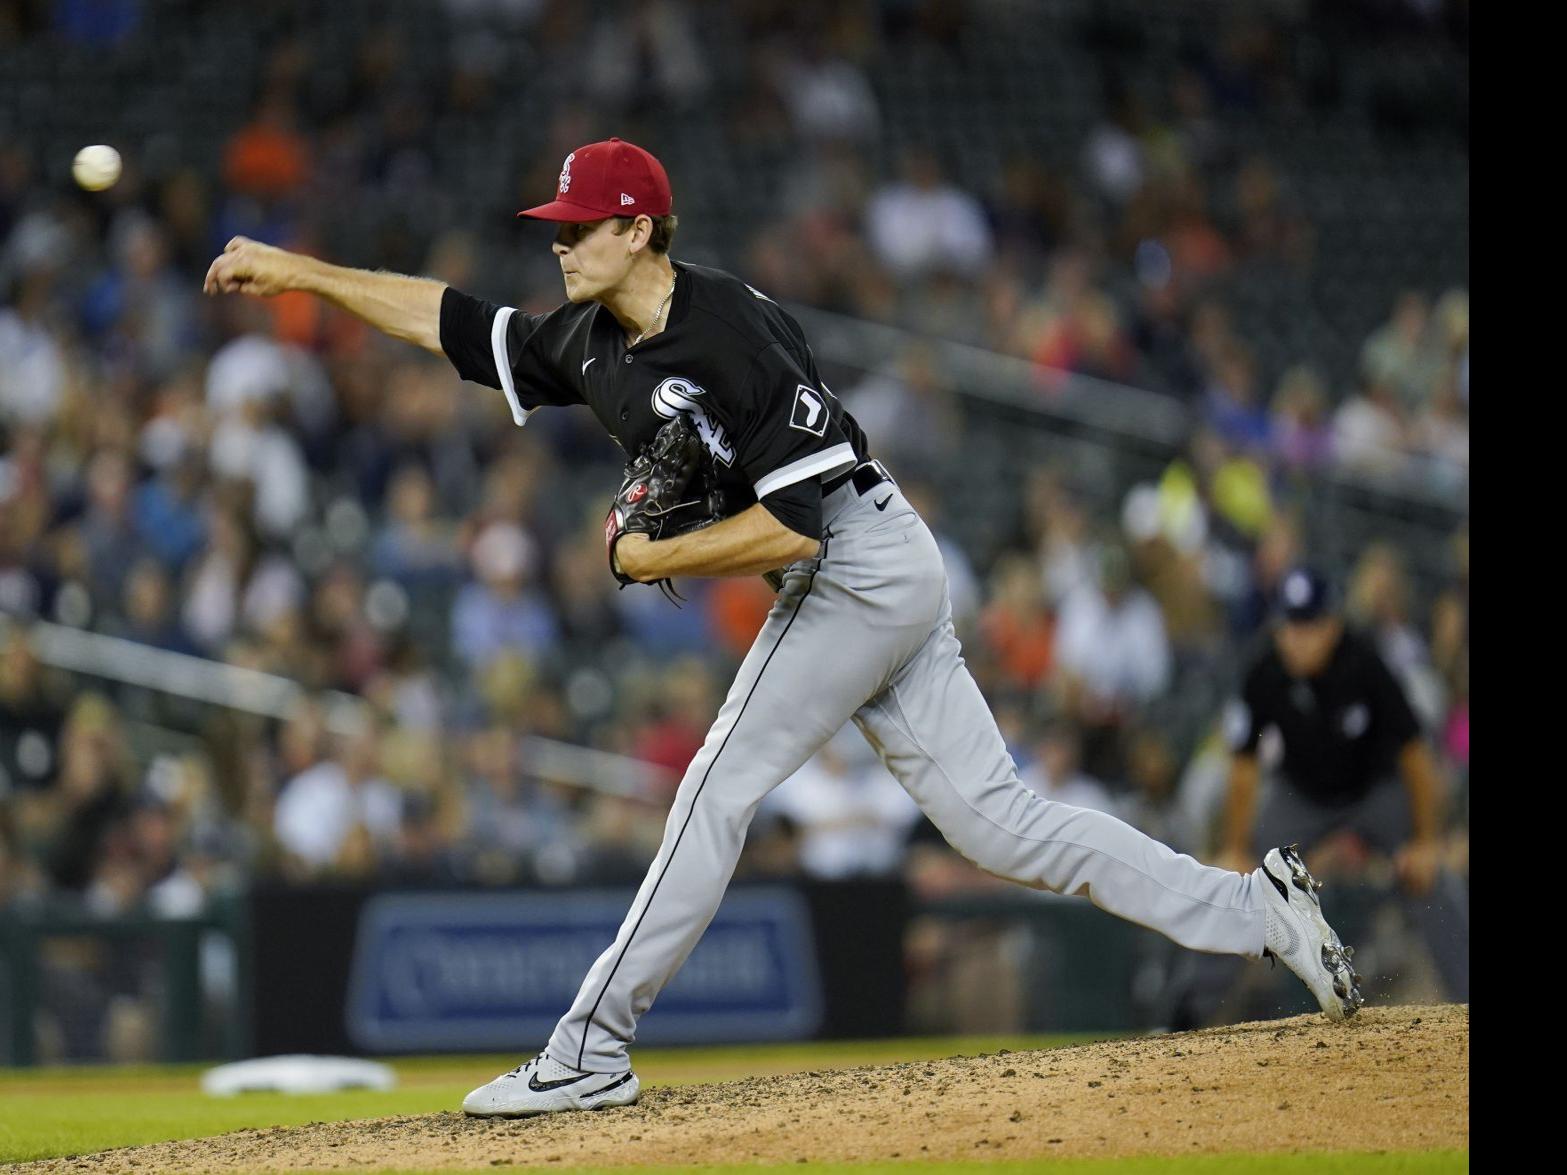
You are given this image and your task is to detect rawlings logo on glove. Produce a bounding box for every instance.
[605,414,725,598]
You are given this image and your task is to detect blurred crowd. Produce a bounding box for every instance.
[1,0,1467,944]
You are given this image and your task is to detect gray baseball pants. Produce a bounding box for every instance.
[548,472,1267,1072]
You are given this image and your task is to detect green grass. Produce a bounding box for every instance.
[0,1035,1095,1164]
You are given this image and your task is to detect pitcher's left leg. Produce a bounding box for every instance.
[854,609,1265,959]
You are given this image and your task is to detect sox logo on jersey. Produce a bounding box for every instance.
[790,384,828,437]
[651,377,736,466]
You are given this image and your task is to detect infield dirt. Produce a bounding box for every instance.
[21,1003,1466,1173]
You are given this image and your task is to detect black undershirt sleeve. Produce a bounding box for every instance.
[758,477,823,541]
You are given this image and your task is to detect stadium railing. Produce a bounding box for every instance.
[14,618,678,801]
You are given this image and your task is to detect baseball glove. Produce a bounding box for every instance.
[604,414,725,599]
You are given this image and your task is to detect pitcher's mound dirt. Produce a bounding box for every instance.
[27,1003,1467,1173]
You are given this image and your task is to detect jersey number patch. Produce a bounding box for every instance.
[789,384,829,437]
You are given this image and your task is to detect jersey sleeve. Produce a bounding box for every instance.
[758,476,824,541]
[439,286,585,425]
[736,342,857,499]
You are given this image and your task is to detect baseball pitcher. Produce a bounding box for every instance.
[204,137,1362,1118]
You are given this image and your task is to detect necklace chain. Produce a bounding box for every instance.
[630,273,677,348]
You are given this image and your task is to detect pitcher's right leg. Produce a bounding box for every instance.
[853,607,1265,959]
[545,531,941,1075]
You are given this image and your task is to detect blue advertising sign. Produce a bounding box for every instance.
[344,887,822,1052]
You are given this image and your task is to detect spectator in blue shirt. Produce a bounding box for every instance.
[452,522,559,670]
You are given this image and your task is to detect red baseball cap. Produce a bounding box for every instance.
[517,138,673,222]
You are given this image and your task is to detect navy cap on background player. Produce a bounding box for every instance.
[1277,566,1335,622]
[517,138,673,222]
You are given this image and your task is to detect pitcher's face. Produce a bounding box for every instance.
[552,219,632,303]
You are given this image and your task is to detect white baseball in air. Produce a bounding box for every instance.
[72,144,122,191]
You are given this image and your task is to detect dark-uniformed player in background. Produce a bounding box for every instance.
[1178,567,1469,1025]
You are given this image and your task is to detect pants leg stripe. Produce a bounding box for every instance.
[571,545,827,1070]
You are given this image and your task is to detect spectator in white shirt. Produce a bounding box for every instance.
[1081,89,1146,208]
[1411,372,1468,492]
[1055,543,1172,710]
[1334,377,1410,478]
[207,394,310,541]
[762,727,921,880]
[273,716,401,875]
[865,150,994,280]
[1053,543,1171,778]
[0,273,65,426]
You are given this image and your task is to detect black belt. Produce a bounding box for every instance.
[823,458,891,497]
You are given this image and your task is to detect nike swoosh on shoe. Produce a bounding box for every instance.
[528,1069,594,1093]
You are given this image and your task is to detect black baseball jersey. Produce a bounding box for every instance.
[439,261,870,539]
[1227,627,1422,804]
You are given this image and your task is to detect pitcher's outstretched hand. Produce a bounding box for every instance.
[203,236,296,297]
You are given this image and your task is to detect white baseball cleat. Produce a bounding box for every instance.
[461,1052,641,1118]
[1260,844,1364,1022]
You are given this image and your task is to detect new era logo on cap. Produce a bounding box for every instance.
[517,138,673,223]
